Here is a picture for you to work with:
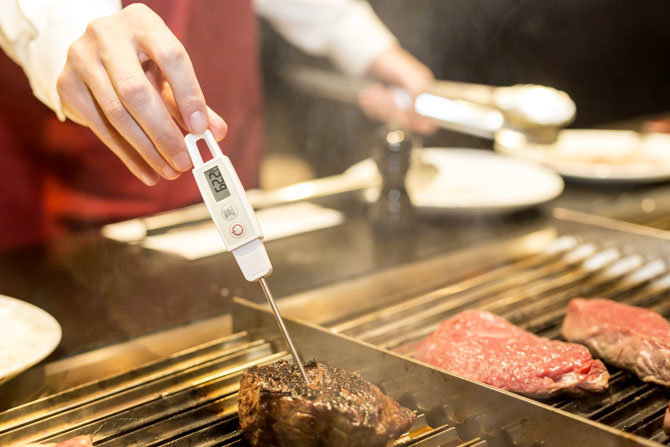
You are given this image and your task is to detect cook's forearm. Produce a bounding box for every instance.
[0,0,121,120]
[254,0,397,76]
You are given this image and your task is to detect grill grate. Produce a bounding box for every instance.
[325,235,670,445]
[632,215,670,232]
[0,332,487,447]
[3,231,667,446]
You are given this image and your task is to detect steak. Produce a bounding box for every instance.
[415,310,609,397]
[562,298,670,386]
[238,360,415,447]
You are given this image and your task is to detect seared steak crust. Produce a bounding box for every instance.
[238,360,415,447]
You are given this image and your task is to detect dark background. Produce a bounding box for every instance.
[259,0,670,177]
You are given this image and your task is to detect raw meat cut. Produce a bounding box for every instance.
[415,309,609,397]
[238,360,415,447]
[562,298,670,386]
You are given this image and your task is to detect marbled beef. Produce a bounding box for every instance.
[562,298,670,386]
[416,310,609,397]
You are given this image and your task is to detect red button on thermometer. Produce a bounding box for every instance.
[185,130,309,384]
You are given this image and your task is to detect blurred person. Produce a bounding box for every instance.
[0,0,434,250]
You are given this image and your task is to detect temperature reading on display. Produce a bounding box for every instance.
[204,166,231,201]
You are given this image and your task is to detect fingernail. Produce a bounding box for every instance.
[143,172,159,186]
[162,165,179,179]
[189,110,207,134]
[173,152,192,171]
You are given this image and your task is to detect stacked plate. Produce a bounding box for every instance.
[495,129,670,183]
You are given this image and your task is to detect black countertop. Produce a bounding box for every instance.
[0,179,668,363]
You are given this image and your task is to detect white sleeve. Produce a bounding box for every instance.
[254,0,397,76]
[0,0,121,120]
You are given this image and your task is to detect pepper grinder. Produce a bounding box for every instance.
[369,127,416,232]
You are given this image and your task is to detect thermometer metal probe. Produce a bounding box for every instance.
[185,130,310,385]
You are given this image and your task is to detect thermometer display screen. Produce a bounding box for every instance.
[204,166,230,201]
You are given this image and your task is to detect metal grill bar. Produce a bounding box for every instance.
[1,342,278,446]
[95,394,239,447]
[3,230,666,447]
[328,236,670,445]
[391,414,489,447]
[345,249,604,344]
[234,297,659,446]
[162,416,242,447]
[1,331,490,447]
[0,332,253,433]
[330,236,581,334]
[45,353,285,446]
[638,216,670,231]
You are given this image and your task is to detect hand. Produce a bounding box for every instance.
[56,3,227,186]
[359,45,437,134]
[642,118,670,134]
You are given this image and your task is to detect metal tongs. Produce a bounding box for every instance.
[284,65,576,143]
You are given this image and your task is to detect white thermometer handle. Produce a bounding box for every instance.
[185,131,272,281]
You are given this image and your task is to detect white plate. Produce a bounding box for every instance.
[345,148,564,213]
[495,129,670,183]
[0,295,61,385]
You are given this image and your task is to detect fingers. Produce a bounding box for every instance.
[367,45,434,96]
[207,107,228,141]
[136,12,208,135]
[359,83,409,128]
[99,41,192,172]
[358,83,437,135]
[58,69,160,185]
[151,72,227,141]
[75,57,182,179]
[362,45,437,134]
[642,118,670,134]
[411,117,438,135]
[55,3,227,185]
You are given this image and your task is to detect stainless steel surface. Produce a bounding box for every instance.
[0,332,282,446]
[0,313,499,447]
[233,298,656,447]
[272,220,669,445]
[258,277,309,384]
[0,313,234,412]
[554,208,670,256]
[277,228,558,325]
[2,206,668,446]
[556,202,670,241]
[1,251,664,447]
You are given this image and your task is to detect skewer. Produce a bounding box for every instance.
[259,277,310,385]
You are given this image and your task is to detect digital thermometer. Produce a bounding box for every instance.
[185,130,309,384]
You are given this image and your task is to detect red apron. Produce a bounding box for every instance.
[0,0,264,250]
